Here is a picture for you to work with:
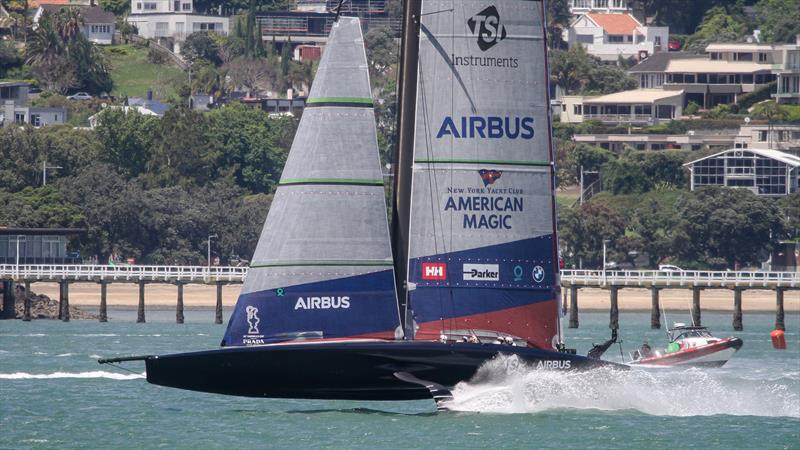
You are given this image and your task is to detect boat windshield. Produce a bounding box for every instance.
[674,329,713,340]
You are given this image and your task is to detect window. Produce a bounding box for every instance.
[143,2,157,10]
[742,74,753,84]
[136,2,142,10]
[574,105,583,115]
[734,52,753,61]
[31,114,40,127]
[758,53,767,62]
[577,34,593,44]
[595,0,608,7]
[182,3,191,10]
[758,130,768,142]
[14,113,25,124]
[608,35,624,43]
[91,25,111,33]
[710,52,721,60]
[654,36,661,46]
[174,0,179,11]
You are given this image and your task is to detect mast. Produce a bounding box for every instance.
[391,0,422,333]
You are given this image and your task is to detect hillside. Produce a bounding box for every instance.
[103,44,184,98]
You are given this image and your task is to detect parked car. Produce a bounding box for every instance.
[659,264,683,272]
[668,38,682,51]
[604,261,619,270]
[67,92,93,100]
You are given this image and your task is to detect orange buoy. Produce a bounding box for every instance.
[771,329,786,350]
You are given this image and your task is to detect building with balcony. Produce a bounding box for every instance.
[629,40,800,108]
[560,89,683,125]
[565,12,668,61]
[127,0,229,52]
[684,148,800,196]
[734,124,800,154]
[573,130,736,152]
[569,0,629,15]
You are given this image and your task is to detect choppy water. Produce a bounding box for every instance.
[1,310,798,449]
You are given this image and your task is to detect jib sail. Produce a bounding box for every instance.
[405,0,561,349]
[222,17,402,347]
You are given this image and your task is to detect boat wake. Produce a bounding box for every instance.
[0,371,145,380]
[445,355,800,417]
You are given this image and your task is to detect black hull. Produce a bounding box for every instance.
[144,340,626,401]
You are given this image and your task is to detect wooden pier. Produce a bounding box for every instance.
[1,266,798,327]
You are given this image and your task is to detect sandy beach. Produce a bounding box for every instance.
[28,282,800,312]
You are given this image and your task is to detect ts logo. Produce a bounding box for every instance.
[467,5,507,52]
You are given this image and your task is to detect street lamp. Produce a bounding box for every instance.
[602,239,610,285]
[42,160,62,186]
[207,234,218,267]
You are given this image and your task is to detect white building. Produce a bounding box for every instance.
[684,148,800,196]
[569,0,629,15]
[559,89,683,125]
[735,124,800,153]
[565,12,668,61]
[126,0,229,53]
[34,4,116,45]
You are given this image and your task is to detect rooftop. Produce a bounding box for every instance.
[628,52,706,73]
[584,89,684,104]
[586,13,642,35]
[665,59,773,74]
[684,148,800,168]
[39,4,116,23]
[706,43,800,52]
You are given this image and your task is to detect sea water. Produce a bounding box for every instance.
[1,310,798,449]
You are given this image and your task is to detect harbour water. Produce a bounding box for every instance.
[1,310,798,449]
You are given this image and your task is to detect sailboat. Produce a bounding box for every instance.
[100,1,623,405]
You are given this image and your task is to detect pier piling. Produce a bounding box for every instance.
[568,285,579,328]
[2,281,15,319]
[609,286,619,330]
[23,281,31,321]
[691,287,702,326]
[650,287,661,329]
[137,281,145,323]
[176,283,184,324]
[775,289,785,331]
[215,282,223,324]
[60,281,70,322]
[733,288,743,331]
[99,282,108,323]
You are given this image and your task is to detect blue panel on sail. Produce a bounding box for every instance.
[222,270,400,346]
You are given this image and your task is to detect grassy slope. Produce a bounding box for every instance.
[103,44,184,98]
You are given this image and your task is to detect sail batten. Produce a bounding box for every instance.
[405,0,560,349]
[222,17,402,347]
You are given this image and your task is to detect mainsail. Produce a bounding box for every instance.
[222,17,402,346]
[405,0,560,349]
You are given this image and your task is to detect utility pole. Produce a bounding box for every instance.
[42,160,62,186]
[207,234,218,267]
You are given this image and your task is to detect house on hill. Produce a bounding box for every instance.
[126,0,229,53]
[33,3,116,45]
[565,12,668,61]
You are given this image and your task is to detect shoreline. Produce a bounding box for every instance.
[26,282,799,313]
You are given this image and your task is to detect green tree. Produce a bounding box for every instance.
[673,187,786,268]
[755,0,800,43]
[684,6,749,51]
[146,107,215,187]
[559,202,627,268]
[95,108,160,178]
[630,195,681,267]
[182,31,222,65]
[546,0,571,49]
[601,158,653,194]
[0,186,86,229]
[549,45,592,95]
[365,26,398,77]
[97,0,128,16]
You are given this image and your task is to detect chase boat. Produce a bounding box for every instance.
[629,324,743,368]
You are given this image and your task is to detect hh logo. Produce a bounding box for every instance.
[479,169,503,187]
[422,262,447,280]
[467,5,507,52]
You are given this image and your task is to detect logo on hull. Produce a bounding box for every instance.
[467,5,507,52]
[294,296,351,310]
[422,262,448,280]
[533,265,545,283]
[463,264,500,281]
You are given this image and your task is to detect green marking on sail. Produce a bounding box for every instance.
[279,178,385,186]
[414,159,551,167]
[306,97,374,106]
[251,260,395,268]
